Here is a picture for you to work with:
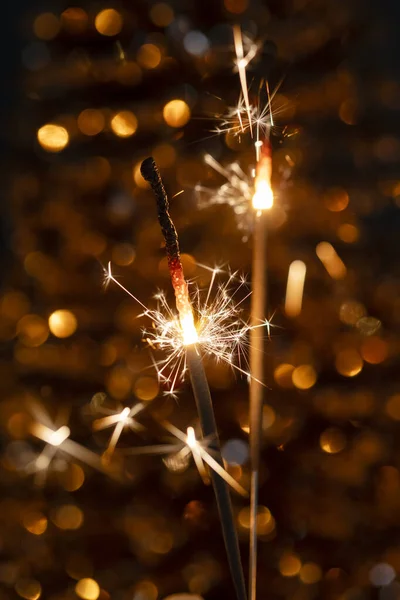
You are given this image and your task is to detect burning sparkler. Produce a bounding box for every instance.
[27,402,103,485]
[140,156,247,600]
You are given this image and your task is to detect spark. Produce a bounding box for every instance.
[125,421,248,496]
[233,25,255,136]
[92,403,146,458]
[105,263,272,396]
[27,402,103,485]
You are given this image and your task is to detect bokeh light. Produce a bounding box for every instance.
[163,99,191,127]
[33,13,60,40]
[48,310,77,338]
[110,111,138,138]
[37,124,69,152]
[77,109,105,136]
[75,578,100,600]
[149,3,174,27]
[94,9,123,36]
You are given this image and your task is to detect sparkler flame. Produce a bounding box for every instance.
[105,263,271,396]
[252,142,273,211]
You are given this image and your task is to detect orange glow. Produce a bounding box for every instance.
[279,553,302,577]
[61,8,88,34]
[292,364,317,389]
[361,337,389,364]
[324,187,349,212]
[111,111,138,137]
[133,376,159,401]
[300,563,322,584]
[33,13,60,40]
[320,428,346,453]
[316,242,346,279]
[48,310,77,338]
[338,223,359,243]
[52,505,83,530]
[77,109,105,136]
[335,349,363,377]
[163,99,191,127]
[285,260,306,317]
[15,579,41,600]
[150,3,174,27]
[75,578,100,600]
[95,9,123,36]
[37,124,69,152]
[137,44,162,69]
[252,148,273,211]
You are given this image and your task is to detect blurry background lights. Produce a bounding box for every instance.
[183,31,210,56]
[133,376,159,401]
[61,7,88,34]
[292,364,317,390]
[335,349,363,377]
[279,553,302,577]
[320,427,346,454]
[33,13,60,40]
[369,563,396,587]
[48,310,77,338]
[77,109,105,136]
[299,563,322,584]
[37,124,69,152]
[221,439,249,465]
[75,578,100,600]
[15,578,42,600]
[94,9,123,36]
[137,44,162,69]
[111,111,138,137]
[149,3,174,27]
[163,99,191,128]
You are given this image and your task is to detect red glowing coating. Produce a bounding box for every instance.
[169,256,192,321]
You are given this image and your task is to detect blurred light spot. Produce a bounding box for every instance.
[61,8,88,34]
[361,337,388,364]
[292,364,317,390]
[222,439,248,465]
[7,412,30,438]
[1,291,30,321]
[385,394,400,420]
[339,99,358,125]
[22,43,50,71]
[111,111,138,138]
[153,143,176,168]
[66,554,93,580]
[112,243,136,266]
[238,506,275,536]
[81,232,107,256]
[338,223,359,243]
[183,31,209,56]
[339,301,366,326]
[263,405,276,429]
[137,44,161,69]
[279,553,302,577]
[95,9,123,36]
[75,578,100,600]
[106,366,133,399]
[52,504,83,530]
[61,463,85,492]
[133,580,158,600]
[77,109,105,136]
[23,512,47,535]
[324,187,349,212]
[163,99,191,128]
[163,451,190,473]
[33,13,60,40]
[224,0,249,13]
[133,162,150,188]
[300,562,322,584]
[335,349,363,377]
[274,363,295,388]
[37,124,69,152]
[320,428,346,453]
[163,595,204,600]
[285,260,306,318]
[15,578,41,600]
[369,563,396,587]
[48,310,77,338]
[150,3,174,27]
[356,316,382,336]
[17,315,49,347]
[316,242,346,279]
[133,376,159,401]
[150,531,173,554]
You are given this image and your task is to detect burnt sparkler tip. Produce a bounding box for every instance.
[140,156,157,183]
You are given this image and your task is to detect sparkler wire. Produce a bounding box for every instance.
[141,157,247,600]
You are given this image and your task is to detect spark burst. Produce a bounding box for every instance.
[92,402,146,459]
[27,402,103,484]
[125,421,247,497]
[105,262,270,397]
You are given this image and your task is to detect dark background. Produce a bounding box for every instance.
[1,1,400,600]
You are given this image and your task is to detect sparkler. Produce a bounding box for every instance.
[140,156,247,600]
[28,402,103,485]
